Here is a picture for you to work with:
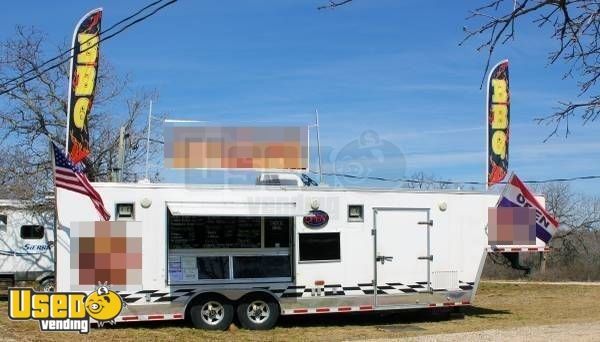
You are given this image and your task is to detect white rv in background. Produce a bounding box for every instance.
[54,173,538,331]
[0,200,55,292]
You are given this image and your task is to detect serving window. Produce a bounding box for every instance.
[167,209,293,284]
[298,232,341,262]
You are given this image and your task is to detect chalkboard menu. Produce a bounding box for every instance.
[264,217,291,248]
[168,211,261,249]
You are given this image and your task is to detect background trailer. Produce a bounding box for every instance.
[55,179,540,330]
[0,200,55,292]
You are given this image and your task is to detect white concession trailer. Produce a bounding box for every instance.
[54,177,527,330]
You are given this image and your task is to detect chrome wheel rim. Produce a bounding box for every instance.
[42,281,55,292]
[200,301,225,325]
[246,300,270,324]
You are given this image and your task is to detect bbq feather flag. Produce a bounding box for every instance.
[486,59,510,188]
[66,8,102,164]
[497,173,559,244]
[51,142,110,221]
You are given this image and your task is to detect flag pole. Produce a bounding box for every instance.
[49,140,59,290]
[494,171,514,207]
[485,66,490,192]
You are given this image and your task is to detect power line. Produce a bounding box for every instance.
[0,0,166,90]
[524,175,600,184]
[310,170,600,186]
[0,0,178,96]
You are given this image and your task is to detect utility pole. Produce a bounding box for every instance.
[116,126,126,182]
[144,100,153,181]
[315,109,323,184]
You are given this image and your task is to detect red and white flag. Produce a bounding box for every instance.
[497,173,559,244]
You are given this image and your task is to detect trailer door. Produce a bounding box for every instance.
[373,208,431,307]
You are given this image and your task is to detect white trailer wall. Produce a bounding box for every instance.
[56,183,499,293]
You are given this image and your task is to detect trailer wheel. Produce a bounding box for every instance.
[189,297,233,331]
[38,278,55,292]
[236,294,279,330]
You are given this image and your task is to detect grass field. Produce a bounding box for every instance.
[1,282,599,341]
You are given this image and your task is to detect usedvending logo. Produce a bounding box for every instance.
[8,284,124,334]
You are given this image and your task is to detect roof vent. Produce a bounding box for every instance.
[256,173,304,187]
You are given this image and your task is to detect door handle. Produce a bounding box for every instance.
[418,255,433,261]
[376,255,393,264]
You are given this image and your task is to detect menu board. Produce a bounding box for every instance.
[168,255,183,281]
[264,217,291,248]
[168,214,261,249]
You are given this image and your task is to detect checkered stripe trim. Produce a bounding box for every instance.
[116,281,475,304]
[117,289,194,304]
[458,280,475,290]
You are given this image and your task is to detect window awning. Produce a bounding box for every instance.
[167,201,300,217]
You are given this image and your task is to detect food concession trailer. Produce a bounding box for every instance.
[54,173,548,330]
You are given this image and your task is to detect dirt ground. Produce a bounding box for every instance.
[397,322,600,341]
[1,282,599,341]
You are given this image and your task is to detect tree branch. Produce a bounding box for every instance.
[318,0,353,10]
[462,0,600,139]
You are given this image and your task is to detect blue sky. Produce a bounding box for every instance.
[1,1,599,194]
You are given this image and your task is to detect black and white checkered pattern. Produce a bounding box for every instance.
[116,280,475,304]
[458,280,475,290]
[118,289,196,304]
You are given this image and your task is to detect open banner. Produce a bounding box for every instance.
[66,8,102,164]
[164,125,309,170]
[487,60,510,187]
[489,173,559,251]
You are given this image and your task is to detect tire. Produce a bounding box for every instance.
[236,294,279,330]
[189,296,234,331]
[38,278,55,292]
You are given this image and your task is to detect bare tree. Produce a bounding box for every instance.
[0,145,47,201]
[538,182,600,280]
[461,0,600,139]
[538,182,600,266]
[404,171,452,190]
[0,27,162,201]
[540,182,600,238]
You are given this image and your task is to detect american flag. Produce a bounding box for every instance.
[52,142,110,221]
